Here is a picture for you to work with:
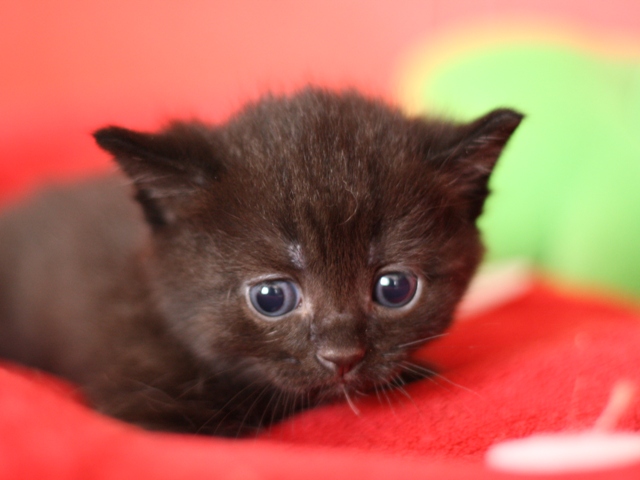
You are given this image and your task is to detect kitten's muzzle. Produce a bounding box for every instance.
[316,346,365,377]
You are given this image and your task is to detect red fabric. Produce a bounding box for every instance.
[1,283,640,479]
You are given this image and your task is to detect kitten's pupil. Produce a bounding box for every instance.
[249,280,299,318]
[374,272,417,308]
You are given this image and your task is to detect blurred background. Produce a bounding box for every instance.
[1,0,640,297]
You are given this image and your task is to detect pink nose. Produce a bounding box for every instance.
[316,347,365,376]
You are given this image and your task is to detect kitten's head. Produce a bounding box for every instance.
[94,89,521,400]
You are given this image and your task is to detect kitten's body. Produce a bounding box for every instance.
[0,89,521,435]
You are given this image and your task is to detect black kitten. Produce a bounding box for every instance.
[0,89,521,436]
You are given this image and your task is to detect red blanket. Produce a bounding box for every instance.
[2,281,639,479]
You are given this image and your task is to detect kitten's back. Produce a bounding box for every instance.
[0,176,147,381]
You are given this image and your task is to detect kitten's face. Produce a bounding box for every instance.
[95,89,521,400]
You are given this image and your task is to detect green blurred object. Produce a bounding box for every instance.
[417,45,640,296]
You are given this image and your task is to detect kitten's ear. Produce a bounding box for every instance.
[436,108,523,220]
[93,122,223,228]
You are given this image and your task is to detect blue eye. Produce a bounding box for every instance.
[249,280,300,318]
[374,272,418,308]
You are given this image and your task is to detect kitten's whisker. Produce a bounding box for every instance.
[379,385,397,417]
[125,378,174,402]
[398,361,430,380]
[400,361,480,397]
[177,364,245,399]
[252,385,283,435]
[373,384,383,406]
[430,371,480,397]
[391,374,406,389]
[205,379,263,435]
[252,384,279,427]
[281,391,301,439]
[236,384,273,438]
[275,390,290,439]
[395,384,414,403]
[342,385,361,416]
[396,332,449,350]
[389,376,424,418]
[262,387,285,437]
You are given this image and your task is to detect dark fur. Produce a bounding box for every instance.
[0,89,521,435]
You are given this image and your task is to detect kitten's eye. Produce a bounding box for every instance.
[249,280,300,318]
[374,272,418,308]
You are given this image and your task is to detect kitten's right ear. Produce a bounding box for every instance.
[431,108,523,221]
[94,122,224,228]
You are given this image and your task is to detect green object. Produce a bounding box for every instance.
[416,45,640,296]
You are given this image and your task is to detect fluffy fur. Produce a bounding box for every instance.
[0,89,521,435]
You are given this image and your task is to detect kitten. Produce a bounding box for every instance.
[0,89,521,436]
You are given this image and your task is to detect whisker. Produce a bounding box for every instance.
[396,332,449,350]
[276,390,292,439]
[400,361,480,397]
[177,364,245,399]
[205,379,263,435]
[430,371,480,397]
[399,361,458,395]
[236,386,270,438]
[342,385,361,416]
[262,387,285,437]
[379,385,397,416]
[390,376,425,418]
[258,386,286,431]
[373,384,383,406]
[398,361,430,380]
[284,391,304,438]
[390,376,411,400]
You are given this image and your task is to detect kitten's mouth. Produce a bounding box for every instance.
[314,366,395,399]
[267,354,402,402]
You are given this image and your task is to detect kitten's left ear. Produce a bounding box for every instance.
[437,108,523,220]
[94,122,223,228]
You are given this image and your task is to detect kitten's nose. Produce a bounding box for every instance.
[316,347,365,377]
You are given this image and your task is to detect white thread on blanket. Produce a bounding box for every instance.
[485,380,640,474]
